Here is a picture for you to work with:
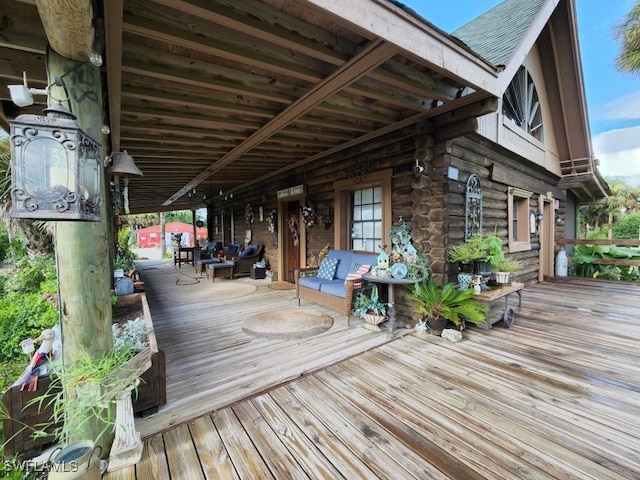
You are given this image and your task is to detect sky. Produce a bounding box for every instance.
[403,0,639,179]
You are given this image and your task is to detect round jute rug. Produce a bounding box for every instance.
[268,281,296,290]
[243,308,334,339]
[164,281,257,304]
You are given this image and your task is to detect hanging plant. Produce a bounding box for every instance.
[288,214,299,246]
[267,209,278,234]
[301,202,317,229]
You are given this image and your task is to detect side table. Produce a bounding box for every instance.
[361,274,422,337]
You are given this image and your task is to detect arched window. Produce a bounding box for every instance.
[502,66,544,142]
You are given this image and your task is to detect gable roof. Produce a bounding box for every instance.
[452,0,546,67]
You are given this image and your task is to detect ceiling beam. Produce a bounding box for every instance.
[163,39,398,205]
[104,0,124,154]
[34,0,94,60]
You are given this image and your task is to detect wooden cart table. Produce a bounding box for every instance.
[472,282,524,329]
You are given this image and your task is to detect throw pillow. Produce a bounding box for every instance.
[317,257,339,280]
[344,264,371,284]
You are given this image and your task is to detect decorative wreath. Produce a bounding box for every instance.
[301,203,317,229]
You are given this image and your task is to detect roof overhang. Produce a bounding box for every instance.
[1,0,500,213]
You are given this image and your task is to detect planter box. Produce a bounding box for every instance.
[2,293,165,457]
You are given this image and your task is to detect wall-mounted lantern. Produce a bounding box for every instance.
[9,103,101,221]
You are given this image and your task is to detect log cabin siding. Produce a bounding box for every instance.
[215,125,564,323]
[440,133,564,286]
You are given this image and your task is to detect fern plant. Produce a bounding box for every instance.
[408,278,487,327]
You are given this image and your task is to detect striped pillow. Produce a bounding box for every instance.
[344,264,371,285]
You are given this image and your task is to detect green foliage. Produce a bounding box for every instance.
[352,285,387,318]
[572,243,640,281]
[448,233,504,265]
[0,254,58,367]
[0,226,9,262]
[491,258,521,273]
[612,212,640,239]
[408,278,488,327]
[115,227,139,272]
[28,346,137,446]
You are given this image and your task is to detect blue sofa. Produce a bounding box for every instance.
[295,249,378,323]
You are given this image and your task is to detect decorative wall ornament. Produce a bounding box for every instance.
[245,203,254,227]
[464,174,483,241]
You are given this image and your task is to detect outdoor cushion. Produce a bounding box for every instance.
[317,257,339,280]
[239,245,258,257]
[329,250,354,279]
[319,279,348,298]
[298,276,327,291]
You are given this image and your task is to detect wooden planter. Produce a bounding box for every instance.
[2,293,165,457]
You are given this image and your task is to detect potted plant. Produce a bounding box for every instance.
[448,233,504,281]
[28,346,144,478]
[491,258,521,285]
[352,285,387,331]
[408,278,488,334]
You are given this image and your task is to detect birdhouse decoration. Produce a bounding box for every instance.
[376,250,389,276]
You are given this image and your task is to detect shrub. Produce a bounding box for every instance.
[612,212,640,239]
[0,226,8,262]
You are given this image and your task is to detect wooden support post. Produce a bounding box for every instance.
[47,49,113,444]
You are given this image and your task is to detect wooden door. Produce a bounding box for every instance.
[285,201,300,282]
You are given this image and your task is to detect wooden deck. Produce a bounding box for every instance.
[106,273,640,479]
[131,259,406,438]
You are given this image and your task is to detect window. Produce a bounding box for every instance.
[333,169,392,252]
[508,187,532,252]
[350,187,382,251]
[503,66,544,142]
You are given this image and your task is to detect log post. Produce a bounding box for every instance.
[47,49,113,444]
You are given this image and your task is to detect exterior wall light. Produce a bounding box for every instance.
[9,103,102,221]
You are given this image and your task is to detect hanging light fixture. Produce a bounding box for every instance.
[109,150,143,214]
[9,103,102,221]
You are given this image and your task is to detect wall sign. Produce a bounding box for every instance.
[277,184,304,199]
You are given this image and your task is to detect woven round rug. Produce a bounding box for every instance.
[165,281,257,304]
[243,308,334,339]
[268,281,296,290]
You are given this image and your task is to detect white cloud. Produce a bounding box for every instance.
[592,126,640,177]
[597,91,640,121]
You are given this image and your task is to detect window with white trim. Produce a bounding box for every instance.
[350,187,382,251]
[333,169,392,252]
[508,187,532,252]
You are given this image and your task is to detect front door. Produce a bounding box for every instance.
[285,201,300,282]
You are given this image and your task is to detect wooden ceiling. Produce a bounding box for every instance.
[1,0,500,214]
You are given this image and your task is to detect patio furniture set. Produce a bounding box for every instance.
[193,243,265,281]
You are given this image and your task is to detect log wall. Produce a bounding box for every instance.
[218,128,566,323]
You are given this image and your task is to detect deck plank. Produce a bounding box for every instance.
[102,272,640,480]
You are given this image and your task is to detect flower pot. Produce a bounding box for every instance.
[493,271,511,285]
[427,317,447,335]
[48,440,102,480]
[473,259,492,276]
[363,313,387,332]
[457,273,473,290]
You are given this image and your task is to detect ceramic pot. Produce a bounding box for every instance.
[493,271,511,285]
[427,317,447,335]
[48,440,102,480]
[457,273,473,290]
